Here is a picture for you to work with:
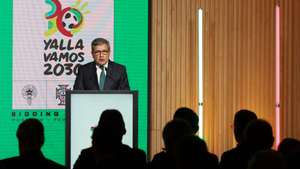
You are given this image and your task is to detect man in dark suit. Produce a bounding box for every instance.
[0,118,66,169]
[73,38,130,90]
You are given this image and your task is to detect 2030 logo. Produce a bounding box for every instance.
[43,0,90,76]
[45,0,90,37]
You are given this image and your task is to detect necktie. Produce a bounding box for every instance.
[99,66,106,90]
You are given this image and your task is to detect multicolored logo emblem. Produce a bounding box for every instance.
[45,0,90,37]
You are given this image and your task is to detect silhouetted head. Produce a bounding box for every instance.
[233,109,257,143]
[173,107,199,134]
[244,119,274,152]
[92,109,126,146]
[278,137,300,156]
[162,119,193,153]
[17,118,44,154]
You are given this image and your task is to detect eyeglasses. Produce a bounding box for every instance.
[93,50,109,55]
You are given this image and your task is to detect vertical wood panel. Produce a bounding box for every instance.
[150,0,279,158]
[166,0,171,124]
[170,0,177,124]
[176,0,181,109]
[281,0,300,141]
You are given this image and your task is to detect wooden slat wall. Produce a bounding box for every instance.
[281,0,300,140]
[150,0,276,158]
[150,0,199,156]
[202,0,276,156]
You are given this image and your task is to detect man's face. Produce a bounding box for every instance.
[92,44,110,66]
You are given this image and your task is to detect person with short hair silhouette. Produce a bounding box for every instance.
[278,138,300,169]
[73,109,146,169]
[229,118,275,169]
[220,109,257,169]
[0,118,66,169]
[278,138,300,156]
[244,119,274,153]
[173,107,199,135]
[174,107,220,163]
[149,119,193,169]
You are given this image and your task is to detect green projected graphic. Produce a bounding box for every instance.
[0,0,148,166]
[115,0,148,152]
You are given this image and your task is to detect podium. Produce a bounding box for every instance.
[65,90,138,169]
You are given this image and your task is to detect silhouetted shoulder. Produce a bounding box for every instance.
[78,147,94,155]
[0,160,4,169]
[151,151,167,162]
[0,161,5,169]
[73,147,96,169]
[132,148,147,159]
[220,147,240,165]
[150,151,173,169]
[119,145,147,169]
[220,145,250,169]
[1,157,21,169]
[207,153,219,169]
[1,156,66,169]
[44,158,66,169]
[120,144,147,165]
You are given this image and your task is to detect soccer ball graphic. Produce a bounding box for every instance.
[55,8,83,37]
[62,11,80,32]
[45,0,88,37]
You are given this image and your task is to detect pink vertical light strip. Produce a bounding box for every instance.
[275,2,280,147]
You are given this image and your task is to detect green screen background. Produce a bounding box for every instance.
[0,0,148,165]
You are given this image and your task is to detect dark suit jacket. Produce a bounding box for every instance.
[1,150,66,169]
[73,61,130,90]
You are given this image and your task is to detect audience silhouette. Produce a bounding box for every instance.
[1,107,299,169]
[247,150,286,169]
[73,109,147,169]
[173,107,219,169]
[244,119,274,154]
[0,161,5,169]
[149,119,193,169]
[173,107,199,135]
[278,138,300,169]
[174,135,219,169]
[220,109,257,169]
[278,138,300,156]
[0,118,66,169]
